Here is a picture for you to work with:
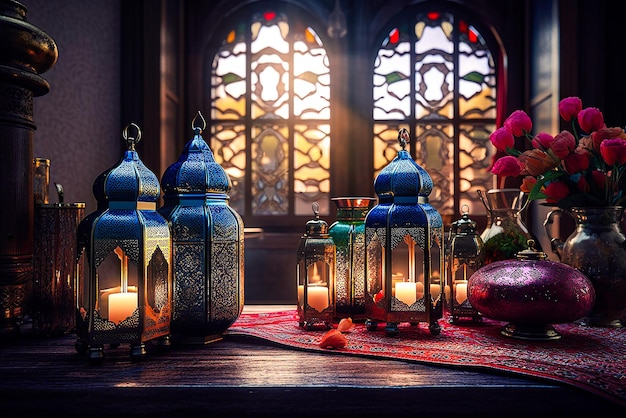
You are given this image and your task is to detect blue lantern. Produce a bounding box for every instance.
[364,128,444,336]
[159,112,244,344]
[75,123,172,361]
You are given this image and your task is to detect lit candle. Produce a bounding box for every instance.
[415,282,425,300]
[430,284,441,301]
[108,292,137,324]
[297,285,304,306]
[306,286,329,312]
[395,282,417,306]
[455,282,468,305]
[391,273,404,297]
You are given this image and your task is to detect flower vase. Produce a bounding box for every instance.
[544,206,626,328]
[478,188,537,265]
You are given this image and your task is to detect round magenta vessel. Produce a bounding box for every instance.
[468,257,595,340]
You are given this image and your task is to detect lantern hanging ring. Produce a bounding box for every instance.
[398,128,410,150]
[122,122,142,151]
[191,111,207,135]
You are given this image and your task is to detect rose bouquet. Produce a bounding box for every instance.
[489,96,626,210]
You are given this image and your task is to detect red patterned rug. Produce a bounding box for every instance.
[226,309,626,407]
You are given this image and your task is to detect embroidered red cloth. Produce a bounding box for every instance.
[226,310,626,407]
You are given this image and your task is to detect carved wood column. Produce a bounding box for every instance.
[0,0,57,337]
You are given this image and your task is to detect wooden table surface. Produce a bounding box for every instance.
[0,305,623,417]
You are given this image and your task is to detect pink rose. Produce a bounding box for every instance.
[600,138,626,166]
[504,110,532,137]
[489,127,515,152]
[578,107,604,133]
[549,130,576,159]
[490,156,523,177]
[531,132,554,150]
[558,97,582,122]
[544,181,570,203]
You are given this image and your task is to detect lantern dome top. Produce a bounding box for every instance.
[304,202,329,237]
[373,128,433,199]
[161,111,232,195]
[450,205,478,235]
[92,123,161,205]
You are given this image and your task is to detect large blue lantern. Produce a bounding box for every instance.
[75,123,172,361]
[364,128,444,336]
[159,112,244,344]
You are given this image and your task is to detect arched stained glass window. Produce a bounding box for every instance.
[210,10,332,222]
[373,11,498,218]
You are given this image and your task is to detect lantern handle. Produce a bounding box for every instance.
[192,111,207,135]
[312,202,320,218]
[398,128,410,150]
[122,122,142,151]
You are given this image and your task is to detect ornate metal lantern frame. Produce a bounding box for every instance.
[364,129,444,336]
[297,203,336,330]
[159,112,244,344]
[75,124,172,361]
[447,205,483,324]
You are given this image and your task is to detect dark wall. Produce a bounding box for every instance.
[26,0,122,214]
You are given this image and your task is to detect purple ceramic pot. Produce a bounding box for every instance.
[468,245,595,340]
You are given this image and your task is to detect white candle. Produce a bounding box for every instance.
[306,286,329,312]
[455,282,468,305]
[297,285,304,306]
[108,292,137,324]
[430,284,441,300]
[391,273,404,297]
[395,282,417,306]
[415,282,425,300]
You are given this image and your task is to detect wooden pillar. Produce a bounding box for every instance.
[0,0,57,337]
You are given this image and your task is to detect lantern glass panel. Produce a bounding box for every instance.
[98,248,138,324]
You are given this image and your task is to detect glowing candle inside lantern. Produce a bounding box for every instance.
[415,282,425,300]
[306,286,329,312]
[391,273,404,297]
[108,292,137,323]
[395,282,417,306]
[455,282,468,305]
[430,284,441,301]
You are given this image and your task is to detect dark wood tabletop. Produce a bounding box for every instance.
[0,306,623,418]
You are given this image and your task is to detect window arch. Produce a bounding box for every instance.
[209,8,332,228]
[373,8,500,220]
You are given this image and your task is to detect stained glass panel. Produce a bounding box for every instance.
[294,123,331,215]
[373,11,497,218]
[210,10,331,219]
[251,124,289,215]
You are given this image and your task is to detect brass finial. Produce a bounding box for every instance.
[192,111,207,135]
[398,128,410,150]
[312,202,320,218]
[122,122,142,151]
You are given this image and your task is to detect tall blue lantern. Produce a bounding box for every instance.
[75,123,172,361]
[364,128,444,336]
[159,112,244,344]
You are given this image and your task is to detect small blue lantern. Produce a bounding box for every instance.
[159,112,244,344]
[75,123,172,361]
[364,128,444,336]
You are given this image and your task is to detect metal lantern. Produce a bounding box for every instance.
[328,197,375,321]
[446,205,483,324]
[297,202,336,330]
[364,128,444,336]
[75,123,172,361]
[159,112,244,344]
